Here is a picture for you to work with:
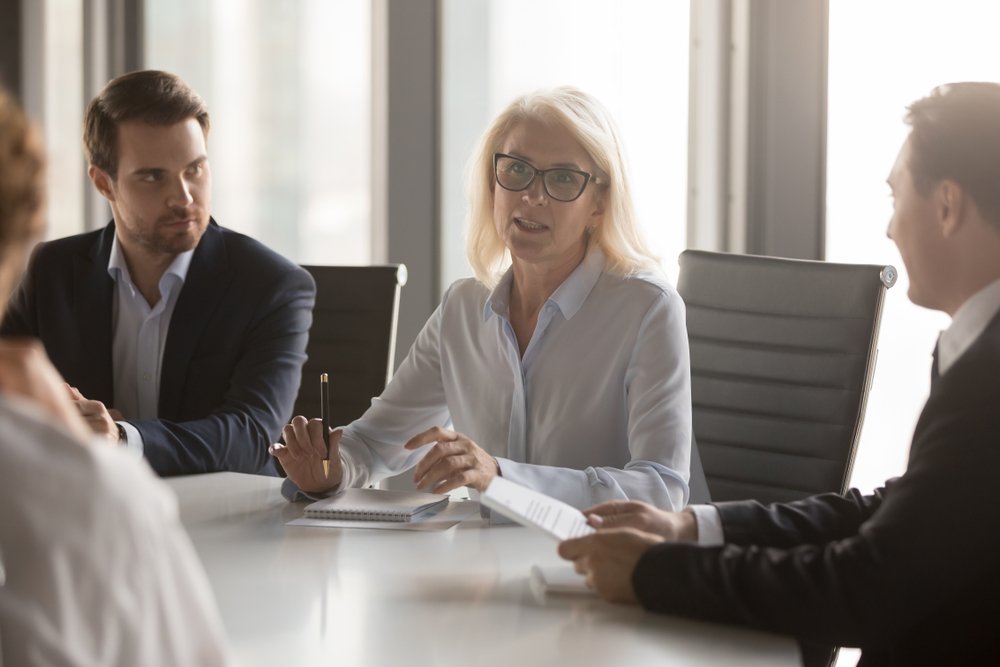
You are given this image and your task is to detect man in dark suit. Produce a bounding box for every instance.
[559,82,1000,665]
[1,70,315,476]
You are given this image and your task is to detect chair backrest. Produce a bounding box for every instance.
[293,264,407,427]
[677,250,896,505]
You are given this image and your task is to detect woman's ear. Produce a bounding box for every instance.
[590,188,607,225]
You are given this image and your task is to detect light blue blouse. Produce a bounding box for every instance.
[338,247,692,510]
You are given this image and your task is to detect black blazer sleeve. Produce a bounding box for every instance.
[135,256,315,475]
[0,222,316,476]
[713,486,886,548]
[631,320,1000,658]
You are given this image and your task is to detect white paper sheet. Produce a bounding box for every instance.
[480,477,595,541]
[530,564,594,596]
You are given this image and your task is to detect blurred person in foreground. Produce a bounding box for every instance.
[0,87,231,666]
[560,82,1000,666]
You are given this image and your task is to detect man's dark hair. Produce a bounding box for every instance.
[0,86,45,251]
[906,82,1000,228]
[84,69,210,177]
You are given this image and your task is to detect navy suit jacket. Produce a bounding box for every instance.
[633,313,1000,666]
[0,219,315,476]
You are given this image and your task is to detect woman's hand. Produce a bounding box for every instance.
[582,500,699,542]
[405,426,499,494]
[269,415,343,494]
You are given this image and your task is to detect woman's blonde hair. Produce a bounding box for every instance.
[466,86,659,286]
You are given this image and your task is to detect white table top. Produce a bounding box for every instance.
[167,473,800,667]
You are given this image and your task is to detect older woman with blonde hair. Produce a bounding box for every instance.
[274,86,692,511]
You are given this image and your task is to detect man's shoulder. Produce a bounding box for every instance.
[210,224,311,284]
[30,227,106,265]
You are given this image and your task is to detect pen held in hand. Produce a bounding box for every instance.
[321,373,331,477]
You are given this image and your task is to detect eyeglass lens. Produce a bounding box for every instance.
[495,155,588,202]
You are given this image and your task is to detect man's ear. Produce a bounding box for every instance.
[937,179,966,238]
[88,165,115,202]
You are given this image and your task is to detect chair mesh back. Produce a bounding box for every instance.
[678,251,894,505]
[293,265,407,428]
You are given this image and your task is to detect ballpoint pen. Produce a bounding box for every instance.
[321,372,331,478]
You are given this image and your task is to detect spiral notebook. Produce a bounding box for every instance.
[303,488,450,523]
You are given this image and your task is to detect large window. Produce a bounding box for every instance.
[25,0,85,241]
[440,0,691,287]
[145,0,371,265]
[827,1,1000,497]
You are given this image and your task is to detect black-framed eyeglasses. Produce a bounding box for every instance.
[493,153,601,202]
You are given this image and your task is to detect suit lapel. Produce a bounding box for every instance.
[74,224,116,403]
[159,220,231,418]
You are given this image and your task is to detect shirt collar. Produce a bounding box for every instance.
[938,276,1000,375]
[483,246,606,322]
[107,233,195,290]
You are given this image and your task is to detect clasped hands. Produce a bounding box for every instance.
[67,385,122,443]
[269,417,500,495]
[557,500,700,604]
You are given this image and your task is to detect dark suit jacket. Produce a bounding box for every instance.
[633,313,1000,666]
[0,219,316,476]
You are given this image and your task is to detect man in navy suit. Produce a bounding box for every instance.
[559,82,1000,665]
[1,70,315,476]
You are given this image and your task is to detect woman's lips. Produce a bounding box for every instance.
[514,217,548,232]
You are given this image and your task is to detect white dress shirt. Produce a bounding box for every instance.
[337,248,693,510]
[107,235,193,453]
[691,275,1000,546]
[938,276,1000,376]
[0,395,232,666]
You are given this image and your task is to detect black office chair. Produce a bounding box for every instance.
[678,250,896,506]
[292,264,407,427]
[678,250,895,667]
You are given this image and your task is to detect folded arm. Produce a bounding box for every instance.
[137,268,314,475]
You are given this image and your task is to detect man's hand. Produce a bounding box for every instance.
[558,528,663,603]
[0,339,92,443]
[405,426,499,494]
[67,385,121,444]
[582,500,699,542]
[269,415,344,494]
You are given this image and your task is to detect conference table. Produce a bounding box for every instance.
[167,473,801,667]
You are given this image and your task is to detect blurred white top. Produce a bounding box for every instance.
[0,395,232,667]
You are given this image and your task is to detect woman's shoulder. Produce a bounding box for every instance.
[598,269,681,305]
[440,276,492,308]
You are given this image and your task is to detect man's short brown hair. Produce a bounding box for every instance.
[0,87,45,253]
[84,70,210,177]
[906,82,1000,229]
